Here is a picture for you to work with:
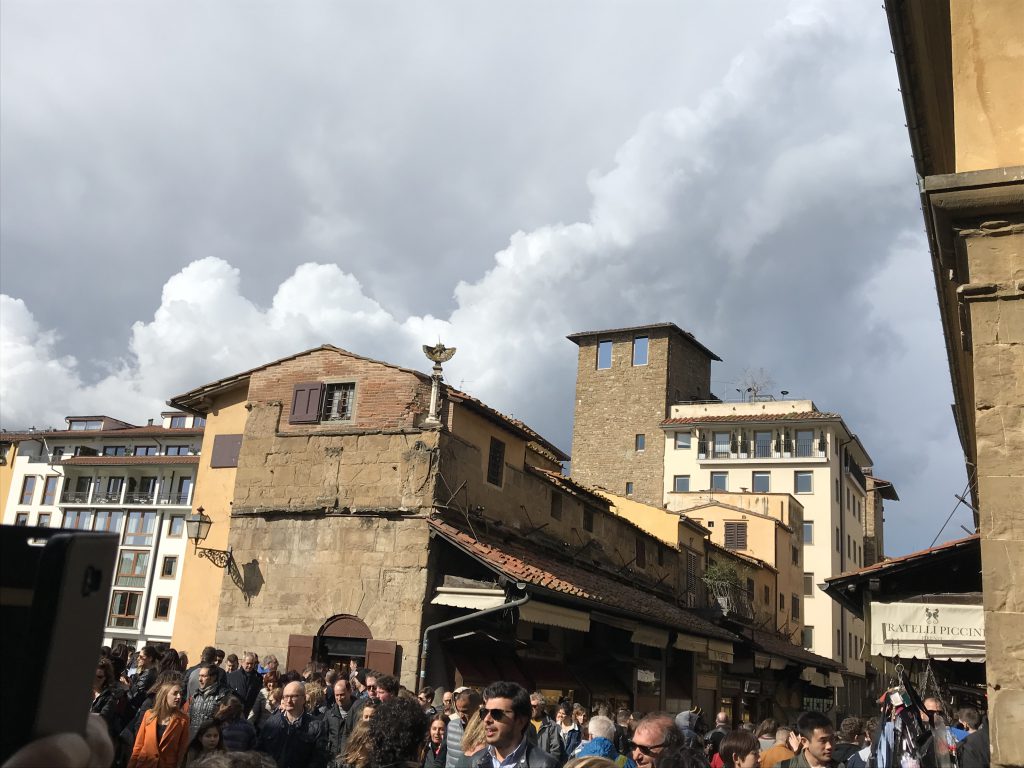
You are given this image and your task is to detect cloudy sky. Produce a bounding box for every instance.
[1,0,973,554]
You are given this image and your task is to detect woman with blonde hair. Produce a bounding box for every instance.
[128,682,190,768]
[452,711,486,768]
[305,681,325,716]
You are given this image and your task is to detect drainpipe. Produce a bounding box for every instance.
[418,585,530,686]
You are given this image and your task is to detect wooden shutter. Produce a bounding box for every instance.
[286,634,315,672]
[364,639,397,675]
[210,434,243,468]
[289,382,324,424]
[724,522,747,550]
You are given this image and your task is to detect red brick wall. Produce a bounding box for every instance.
[246,349,432,433]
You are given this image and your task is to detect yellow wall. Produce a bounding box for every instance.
[600,490,682,546]
[951,0,1024,172]
[171,385,249,657]
[0,441,17,520]
[447,404,529,479]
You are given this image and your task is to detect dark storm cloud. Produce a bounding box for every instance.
[0,0,972,552]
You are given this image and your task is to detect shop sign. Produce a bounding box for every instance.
[802,696,831,713]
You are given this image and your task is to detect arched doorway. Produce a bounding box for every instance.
[287,614,397,675]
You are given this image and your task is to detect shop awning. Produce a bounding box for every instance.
[869,601,985,662]
[707,639,735,664]
[520,601,591,632]
[674,634,709,654]
[631,626,670,648]
[432,586,507,610]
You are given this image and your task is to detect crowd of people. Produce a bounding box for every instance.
[74,644,989,768]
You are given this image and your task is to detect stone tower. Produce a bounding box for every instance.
[567,323,720,507]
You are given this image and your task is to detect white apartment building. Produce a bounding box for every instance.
[660,399,885,706]
[1,412,204,648]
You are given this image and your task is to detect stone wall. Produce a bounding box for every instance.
[965,222,1024,766]
[570,328,712,507]
[215,514,432,688]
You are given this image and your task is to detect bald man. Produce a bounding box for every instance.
[256,680,329,768]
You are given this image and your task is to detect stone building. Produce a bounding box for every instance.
[885,1,1023,763]
[567,323,720,507]
[167,344,774,709]
[862,474,898,567]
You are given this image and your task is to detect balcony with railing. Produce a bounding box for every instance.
[157,491,192,506]
[845,459,866,492]
[698,438,827,462]
[60,490,92,504]
[704,579,756,622]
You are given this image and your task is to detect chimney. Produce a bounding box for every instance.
[147,419,154,426]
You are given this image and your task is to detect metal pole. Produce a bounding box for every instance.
[418,588,530,685]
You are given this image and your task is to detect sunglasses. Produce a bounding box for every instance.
[480,706,516,722]
[628,740,665,757]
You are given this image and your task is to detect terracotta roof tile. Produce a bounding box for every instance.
[662,412,839,425]
[59,455,200,466]
[429,517,736,642]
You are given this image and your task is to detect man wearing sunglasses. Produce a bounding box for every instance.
[473,682,558,768]
[629,714,685,768]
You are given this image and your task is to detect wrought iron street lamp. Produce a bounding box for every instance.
[185,506,243,590]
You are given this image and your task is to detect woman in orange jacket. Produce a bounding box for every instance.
[128,682,190,768]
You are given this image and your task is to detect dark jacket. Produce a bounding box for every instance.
[257,710,329,768]
[424,741,447,768]
[127,668,157,716]
[832,743,860,765]
[221,717,258,751]
[187,684,231,738]
[527,718,565,765]
[227,668,264,717]
[323,703,351,757]
[780,752,845,768]
[558,725,582,759]
[473,741,559,768]
[91,685,129,740]
[957,728,990,768]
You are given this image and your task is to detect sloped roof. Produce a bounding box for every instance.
[746,628,843,671]
[1,426,203,441]
[566,322,721,362]
[527,466,611,509]
[446,389,569,462]
[59,455,200,466]
[429,517,736,642]
[662,412,840,425]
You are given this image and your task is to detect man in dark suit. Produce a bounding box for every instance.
[227,651,264,717]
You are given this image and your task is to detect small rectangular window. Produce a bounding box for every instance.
[836,527,841,552]
[321,382,356,421]
[625,482,634,496]
[803,521,814,544]
[486,437,505,487]
[115,551,150,588]
[713,432,731,458]
[550,492,562,520]
[102,446,127,456]
[19,476,37,505]
[795,471,813,494]
[710,472,728,492]
[134,445,158,456]
[161,556,177,578]
[792,545,799,565]
[635,538,646,568]
[803,572,815,596]
[165,446,190,456]
[108,591,141,628]
[802,627,814,650]
[37,513,51,527]
[634,434,645,452]
[835,478,840,502]
[194,416,207,428]
[632,336,648,366]
[50,446,65,461]
[752,472,770,493]
[169,415,186,428]
[780,593,785,610]
[583,506,595,532]
[596,340,613,370]
[168,516,185,537]
[289,381,325,424]
[673,475,690,493]
[674,431,691,449]
[14,513,28,526]
[723,521,747,550]
[153,597,171,620]
[763,585,770,604]
[792,594,800,620]
[847,534,851,556]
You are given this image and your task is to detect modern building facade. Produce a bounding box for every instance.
[885,1,1023,763]
[660,399,879,708]
[0,413,205,647]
